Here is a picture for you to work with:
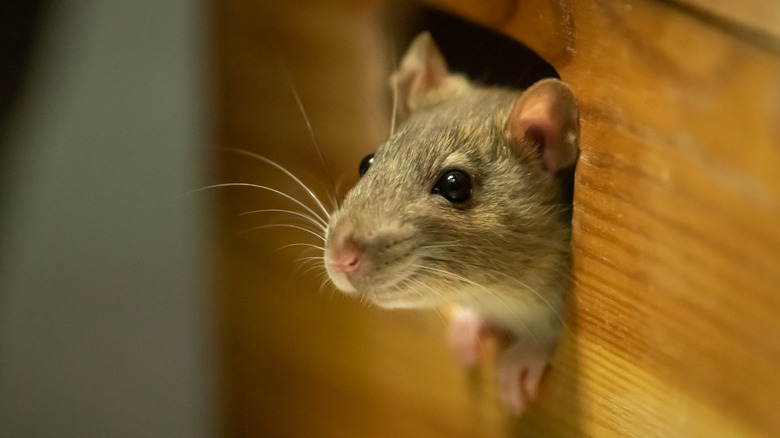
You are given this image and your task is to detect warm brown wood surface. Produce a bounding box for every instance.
[674,0,780,41]
[214,0,780,436]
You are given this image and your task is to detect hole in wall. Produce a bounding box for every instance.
[384,4,559,90]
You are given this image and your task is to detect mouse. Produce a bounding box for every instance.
[323,31,579,414]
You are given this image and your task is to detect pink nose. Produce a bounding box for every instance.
[328,239,363,274]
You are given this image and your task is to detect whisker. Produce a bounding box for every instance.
[389,70,399,137]
[296,168,340,213]
[290,253,316,269]
[294,259,326,279]
[240,223,325,242]
[295,255,325,264]
[193,182,327,227]
[388,39,399,137]
[417,237,573,333]
[479,268,568,329]
[418,241,466,251]
[280,64,340,210]
[406,276,447,303]
[266,242,324,259]
[220,149,333,219]
[316,271,334,296]
[405,277,448,327]
[419,235,571,260]
[412,264,512,310]
[411,263,541,348]
[240,208,326,232]
[417,252,567,326]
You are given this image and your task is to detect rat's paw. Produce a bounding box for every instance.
[498,344,551,415]
[447,306,491,367]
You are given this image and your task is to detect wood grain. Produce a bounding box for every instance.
[672,0,780,43]
[425,0,780,436]
[214,0,780,436]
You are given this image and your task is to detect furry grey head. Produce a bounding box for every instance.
[324,33,578,331]
[326,84,570,305]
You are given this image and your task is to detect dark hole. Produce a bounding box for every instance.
[385,4,559,90]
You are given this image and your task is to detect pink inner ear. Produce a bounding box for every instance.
[507,79,579,175]
[419,51,448,96]
[391,32,449,119]
[509,113,562,173]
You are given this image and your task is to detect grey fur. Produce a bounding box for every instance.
[325,76,575,351]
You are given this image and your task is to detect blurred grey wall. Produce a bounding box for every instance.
[0,1,216,436]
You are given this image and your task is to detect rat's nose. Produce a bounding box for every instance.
[327,238,363,274]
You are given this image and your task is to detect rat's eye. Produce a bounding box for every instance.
[358,154,374,177]
[432,170,471,203]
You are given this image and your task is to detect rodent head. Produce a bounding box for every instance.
[324,32,579,311]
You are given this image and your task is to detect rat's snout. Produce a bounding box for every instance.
[324,229,368,293]
[327,237,364,274]
[324,207,417,298]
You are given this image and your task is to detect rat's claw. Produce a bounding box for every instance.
[498,344,550,415]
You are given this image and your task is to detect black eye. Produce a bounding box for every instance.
[433,170,472,203]
[358,154,374,177]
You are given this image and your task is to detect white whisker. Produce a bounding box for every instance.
[193,182,327,227]
[240,208,326,232]
[279,65,340,210]
[414,264,512,309]
[316,271,334,296]
[221,148,333,219]
[295,255,325,264]
[240,223,325,242]
[411,263,540,348]
[388,39,399,137]
[295,259,327,278]
[480,269,567,329]
[390,72,399,137]
[405,277,448,327]
[265,243,324,260]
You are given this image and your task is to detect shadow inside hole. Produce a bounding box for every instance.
[389,4,559,90]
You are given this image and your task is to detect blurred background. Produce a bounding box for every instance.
[0,0,215,436]
[0,0,533,436]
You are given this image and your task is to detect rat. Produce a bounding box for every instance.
[323,32,579,414]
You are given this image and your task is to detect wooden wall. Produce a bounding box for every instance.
[213,0,780,436]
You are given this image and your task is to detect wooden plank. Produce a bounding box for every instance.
[423,0,780,436]
[215,0,780,436]
[671,0,780,43]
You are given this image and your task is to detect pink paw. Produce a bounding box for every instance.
[447,307,492,367]
[498,344,551,415]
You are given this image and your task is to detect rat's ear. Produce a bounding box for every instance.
[507,78,579,175]
[390,32,449,119]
